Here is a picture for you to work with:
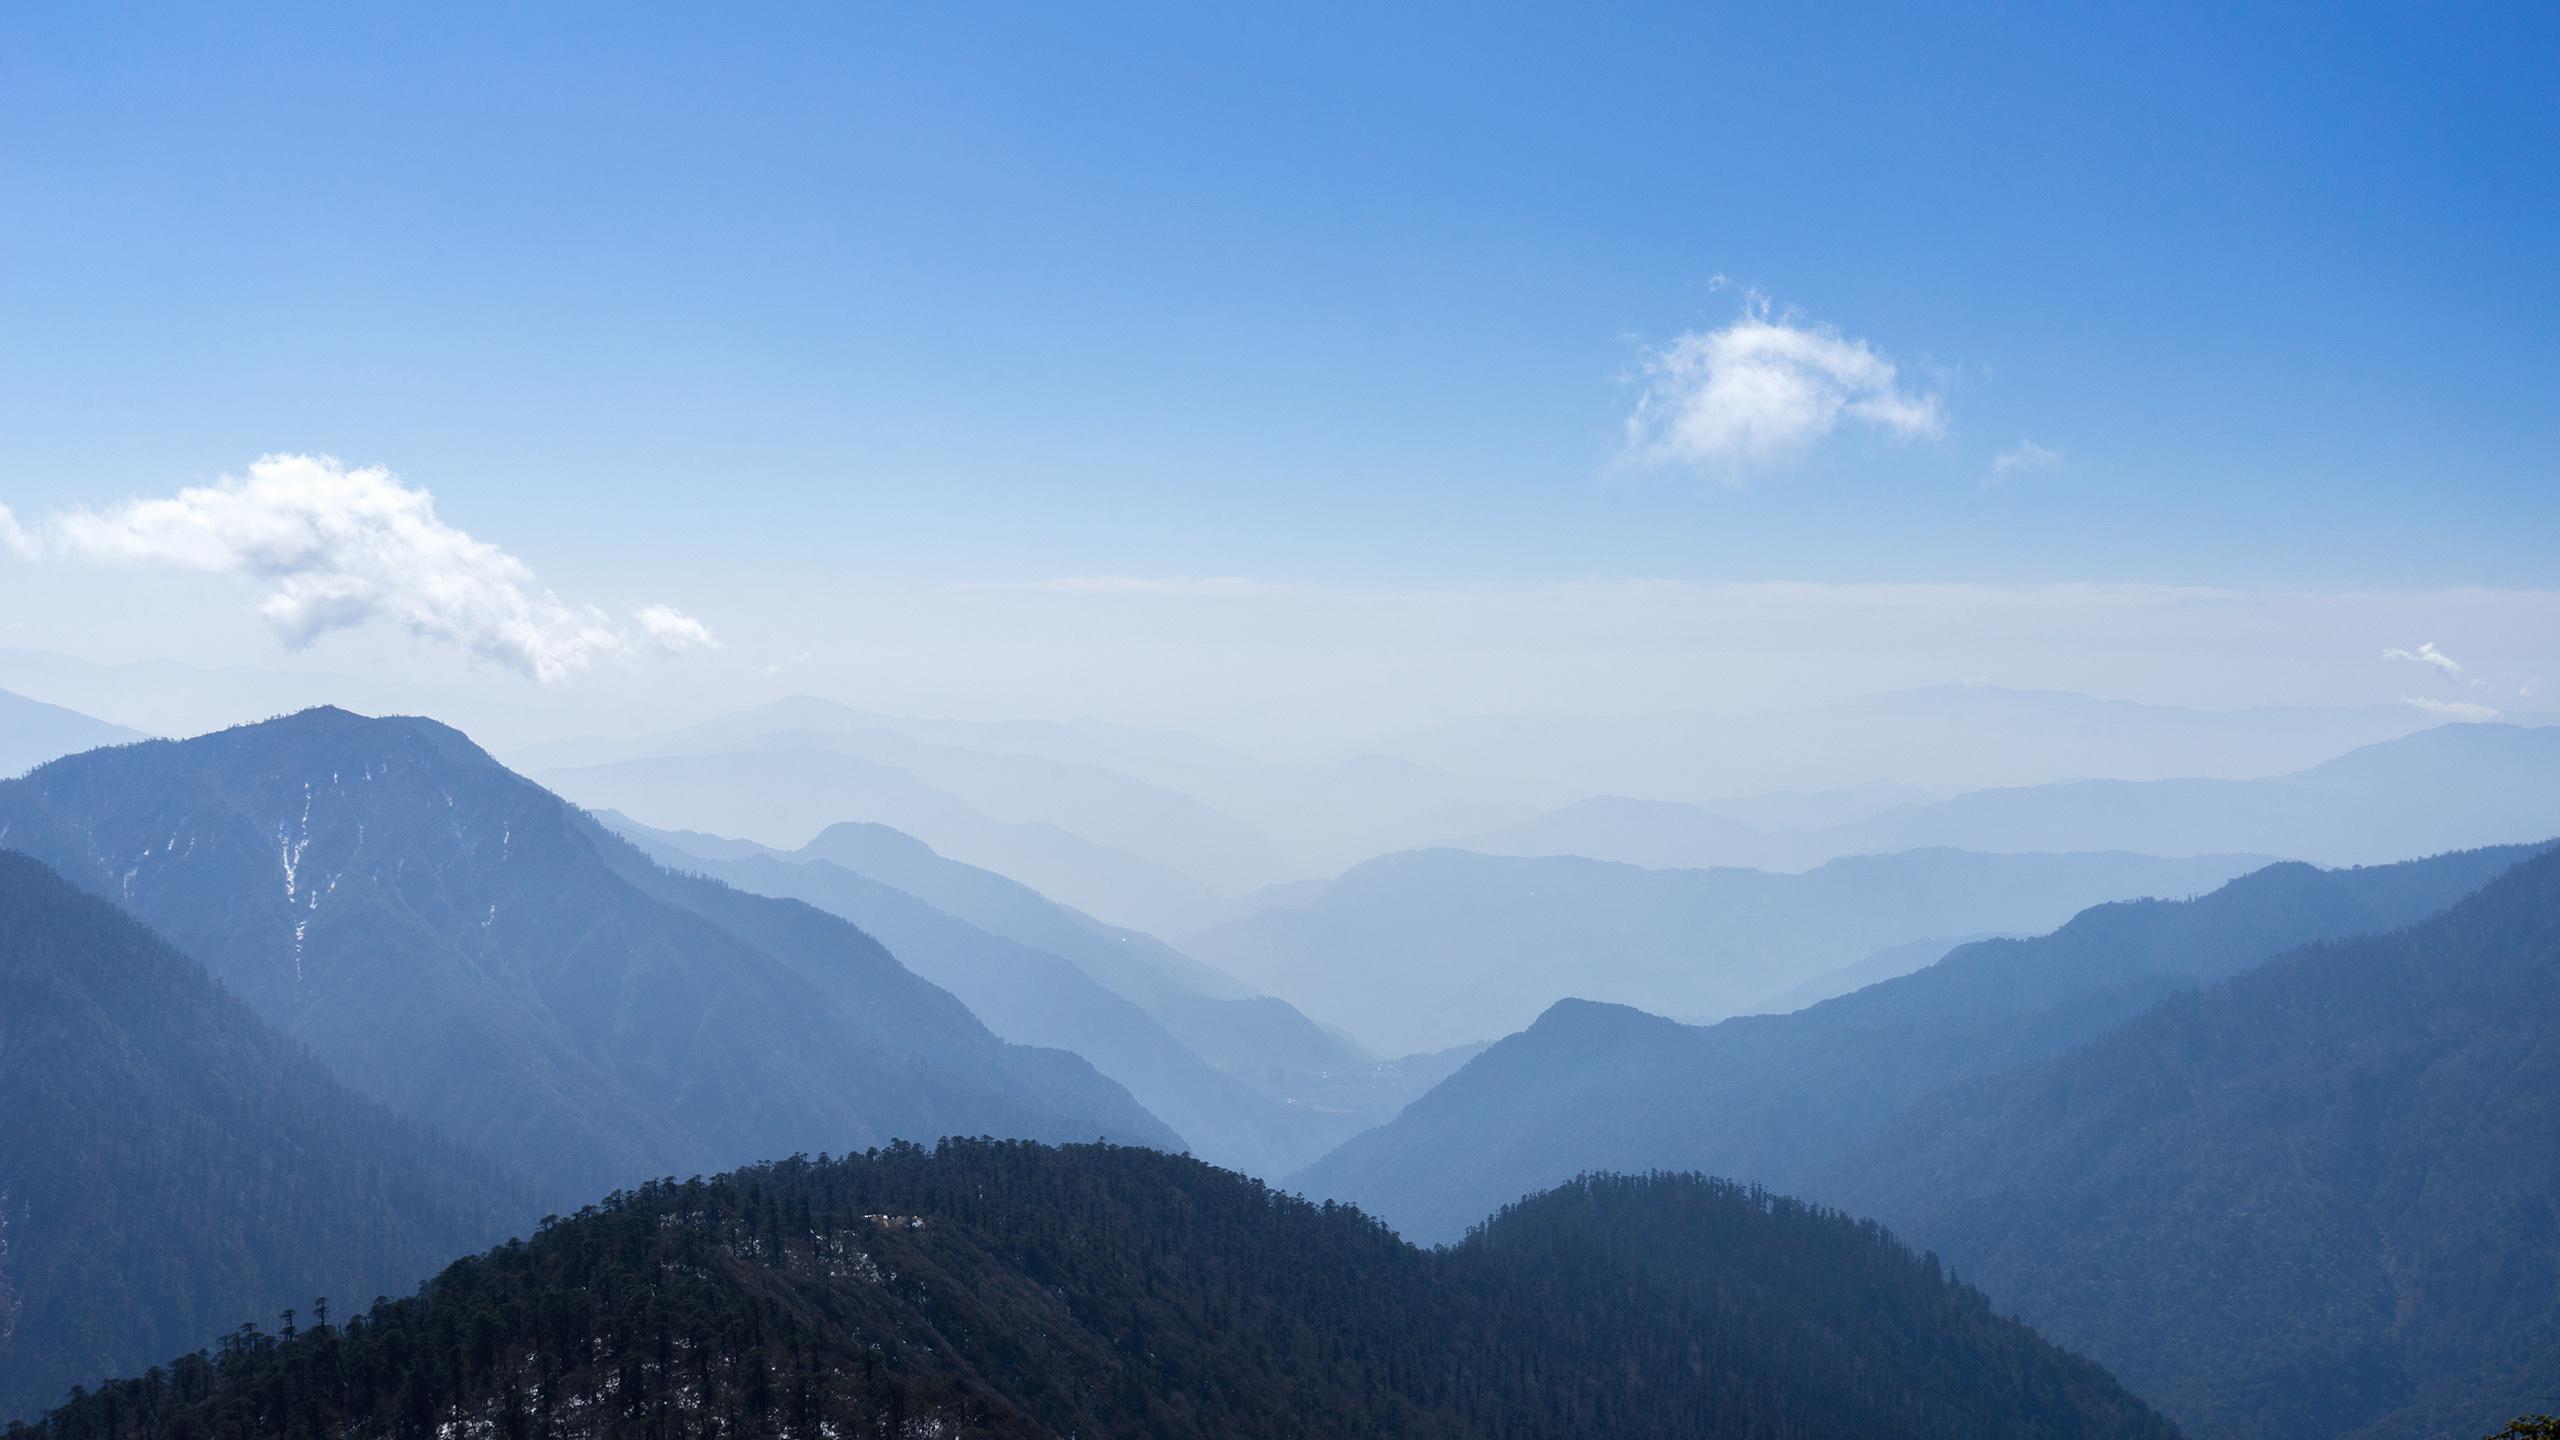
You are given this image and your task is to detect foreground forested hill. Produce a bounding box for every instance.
[20,1140,2177,1440]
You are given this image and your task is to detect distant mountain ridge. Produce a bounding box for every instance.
[1294,843,2543,1245]
[0,848,533,1421]
[0,708,1175,1207]
[1466,722,2560,872]
[0,686,145,779]
[1390,685,2444,802]
[1190,844,2273,1054]
[602,819,1348,1178]
[606,812,1472,1175]
[535,745,1224,935]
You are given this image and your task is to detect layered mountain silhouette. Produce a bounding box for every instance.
[613,815,1465,1150]
[1295,844,2539,1244]
[0,687,143,780]
[518,694,1563,891]
[1191,845,2271,1055]
[1468,722,2560,872]
[0,709,1174,1208]
[0,849,533,1421]
[27,1141,2179,1440]
[1392,685,2440,802]
[519,697,1290,893]
[601,818,1354,1177]
[1830,844,2560,1440]
[534,745,1223,935]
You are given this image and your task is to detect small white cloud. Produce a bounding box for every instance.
[2402,695,2500,721]
[0,503,33,558]
[22,453,702,683]
[2380,641,2463,676]
[1626,293,1945,472]
[1989,440,2064,482]
[634,604,720,653]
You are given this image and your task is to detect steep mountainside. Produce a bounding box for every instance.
[0,709,1173,1208]
[0,850,533,1422]
[27,1141,2178,1440]
[1830,845,2560,1440]
[1296,844,2539,1243]
[1192,845,2270,1055]
[0,687,145,779]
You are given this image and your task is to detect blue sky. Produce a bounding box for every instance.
[1,2,2553,746]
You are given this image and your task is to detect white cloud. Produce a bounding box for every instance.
[1626,294,1945,471]
[2402,695,2500,721]
[635,604,720,653]
[2380,641,2463,675]
[25,453,706,682]
[0,503,32,558]
[1990,439,2064,481]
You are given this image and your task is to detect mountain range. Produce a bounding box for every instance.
[1466,722,2560,872]
[1388,685,2451,800]
[0,708,1173,1208]
[1294,840,2560,1438]
[534,744,1224,936]
[1829,844,2560,1440]
[599,815,1360,1178]
[1188,844,2272,1055]
[1295,843,2536,1242]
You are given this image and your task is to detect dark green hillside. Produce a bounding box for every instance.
[0,851,533,1422]
[19,1141,2178,1440]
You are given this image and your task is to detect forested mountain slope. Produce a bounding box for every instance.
[0,709,1173,1207]
[24,1141,2178,1440]
[0,850,532,1422]
[1831,844,2560,1440]
[1298,844,2539,1242]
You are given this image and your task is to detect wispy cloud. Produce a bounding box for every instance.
[2402,695,2500,721]
[1625,290,1944,472]
[2381,641,2463,676]
[19,453,716,682]
[0,503,32,558]
[1989,439,2064,482]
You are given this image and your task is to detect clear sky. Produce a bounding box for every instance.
[1,2,2553,749]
